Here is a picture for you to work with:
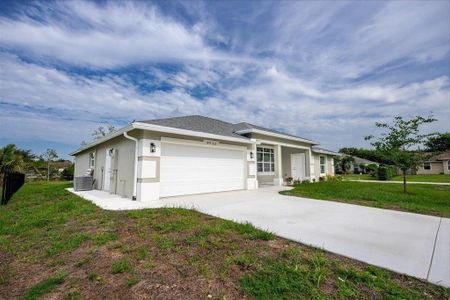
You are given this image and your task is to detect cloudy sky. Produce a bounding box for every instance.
[0,0,449,159]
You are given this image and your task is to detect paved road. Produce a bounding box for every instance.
[163,186,450,287]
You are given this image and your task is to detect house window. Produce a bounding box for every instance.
[257,147,274,173]
[423,162,431,170]
[320,156,326,174]
[447,161,450,171]
[89,152,95,168]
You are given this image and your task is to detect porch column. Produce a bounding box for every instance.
[273,144,283,185]
[308,148,316,181]
[246,143,258,189]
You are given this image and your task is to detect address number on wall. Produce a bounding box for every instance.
[204,140,218,146]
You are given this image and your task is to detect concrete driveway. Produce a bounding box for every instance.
[163,186,450,287]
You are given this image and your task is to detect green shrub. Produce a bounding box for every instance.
[366,164,379,177]
[285,177,293,185]
[319,176,325,182]
[377,166,396,181]
[293,179,301,185]
[325,175,341,181]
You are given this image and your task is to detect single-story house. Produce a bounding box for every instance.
[416,152,450,175]
[351,156,378,173]
[70,115,339,202]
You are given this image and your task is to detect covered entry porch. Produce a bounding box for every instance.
[256,142,313,185]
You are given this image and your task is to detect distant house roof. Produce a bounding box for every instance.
[140,115,317,144]
[53,160,72,168]
[344,155,378,165]
[424,152,450,162]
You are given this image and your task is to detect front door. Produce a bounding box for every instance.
[104,148,113,191]
[291,153,306,180]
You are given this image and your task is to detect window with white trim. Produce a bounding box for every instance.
[447,161,450,171]
[89,152,95,168]
[257,147,274,173]
[320,156,326,174]
[423,162,431,170]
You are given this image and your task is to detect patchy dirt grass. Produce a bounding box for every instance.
[0,182,448,299]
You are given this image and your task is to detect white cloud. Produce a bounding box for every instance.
[0,2,233,68]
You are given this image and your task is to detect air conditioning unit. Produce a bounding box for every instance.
[74,176,93,191]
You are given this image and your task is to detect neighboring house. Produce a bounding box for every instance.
[335,155,378,173]
[416,152,450,175]
[53,160,73,173]
[71,115,339,202]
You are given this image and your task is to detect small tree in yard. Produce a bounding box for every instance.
[340,156,355,174]
[42,149,58,181]
[365,115,436,193]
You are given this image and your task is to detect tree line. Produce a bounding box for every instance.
[338,115,449,193]
[338,131,450,165]
[0,144,73,184]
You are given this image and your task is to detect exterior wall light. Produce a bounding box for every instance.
[150,142,156,153]
[250,151,254,159]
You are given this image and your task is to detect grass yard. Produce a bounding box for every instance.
[341,174,374,180]
[282,181,450,217]
[0,182,448,299]
[391,174,450,183]
[342,173,450,183]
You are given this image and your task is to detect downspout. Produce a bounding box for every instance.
[123,131,138,201]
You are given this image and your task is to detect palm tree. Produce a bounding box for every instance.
[0,144,26,173]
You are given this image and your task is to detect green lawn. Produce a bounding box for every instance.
[0,182,448,299]
[342,173,450,183]
[391,174,450,183]
[341,174,374,180]
[282,181,450,217]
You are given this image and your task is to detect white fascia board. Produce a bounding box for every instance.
[235,128,318,145]
[312,149,341,156]
[132,122,255,145]
[257,139,310,150]
[69,125,134,156]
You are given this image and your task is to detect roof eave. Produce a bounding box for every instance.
[312,149,341,156]
[133,122,255,144]
[70,122,255,156]
[69,124,134,156]
[235,128,318,145]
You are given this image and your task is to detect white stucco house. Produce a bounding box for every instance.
[71,115,339,202]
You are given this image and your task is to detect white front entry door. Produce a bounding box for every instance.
[291,153,306,180]
[160,142,246,197]
[103,148,112,191]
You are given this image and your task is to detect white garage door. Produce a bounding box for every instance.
[160,142,245,197]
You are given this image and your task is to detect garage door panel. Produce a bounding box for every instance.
[160,142,245,197]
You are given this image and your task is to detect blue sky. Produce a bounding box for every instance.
[0,0,449,160]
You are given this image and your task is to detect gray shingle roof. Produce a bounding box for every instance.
[140,115,249,140]
[342,155,377,164]
[140,115,316,143]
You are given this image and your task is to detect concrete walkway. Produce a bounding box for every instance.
[345,179,450,185]
[68,187,450,287]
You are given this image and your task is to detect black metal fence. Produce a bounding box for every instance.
[1,171,25,205]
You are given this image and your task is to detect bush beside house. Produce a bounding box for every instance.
[377,166,397,180]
